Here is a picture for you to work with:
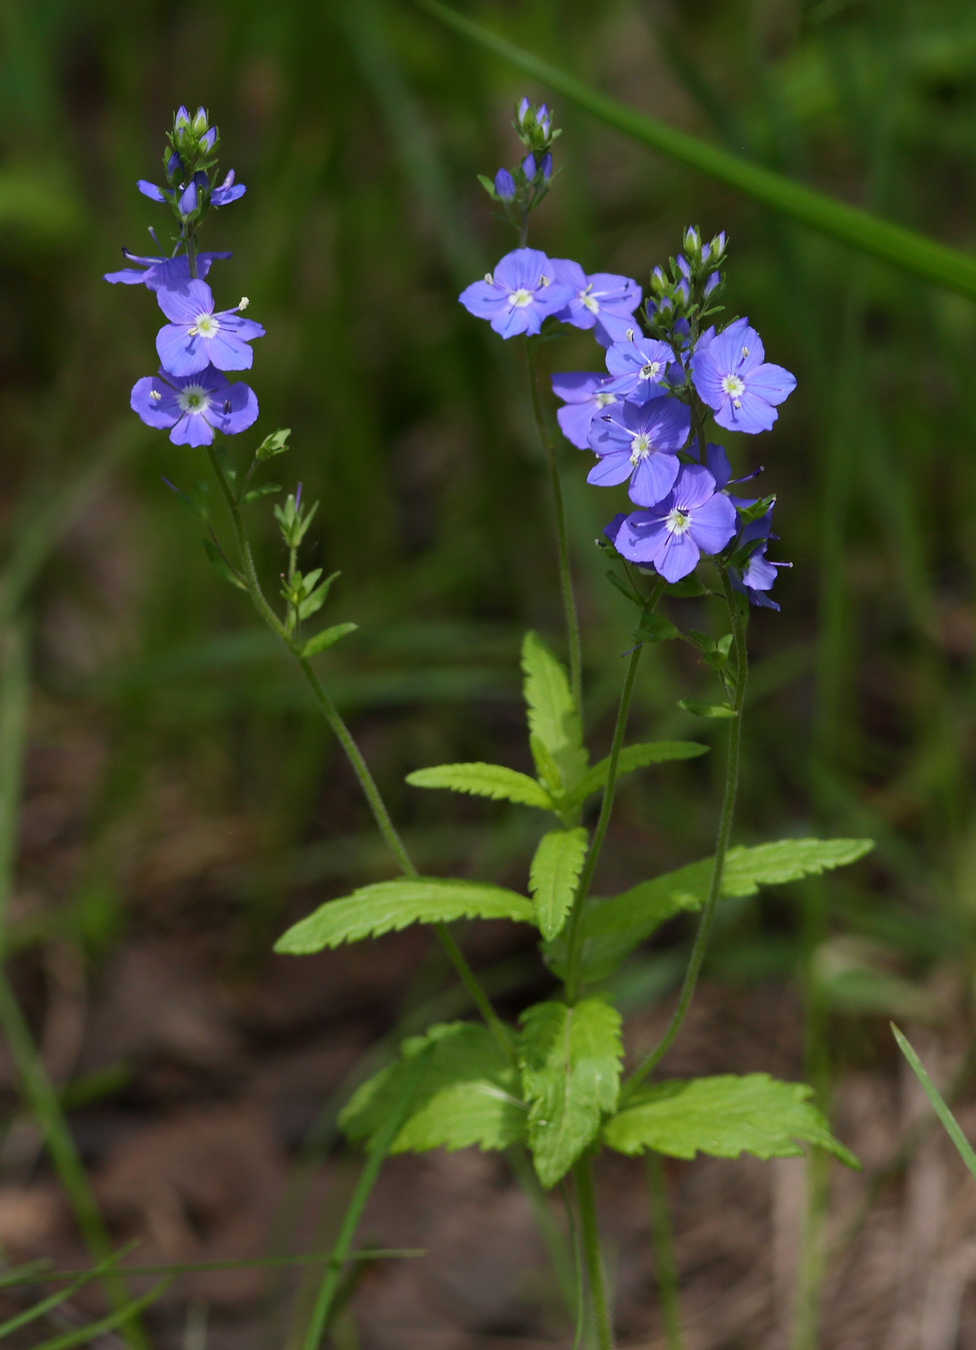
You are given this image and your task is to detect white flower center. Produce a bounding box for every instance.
[666,508,692,535]
[581,286,600,314]
[629,432,652,465]
[510,288,534,308]
[721,373,745,408]
[595,392,617,408]
[188,312,219,338]
[177,384,212,415]
[640,361,662,380]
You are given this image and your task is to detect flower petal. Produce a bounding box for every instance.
[155,324,210,376]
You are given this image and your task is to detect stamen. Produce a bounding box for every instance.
[149,390,162,401]
[238,296,250,310]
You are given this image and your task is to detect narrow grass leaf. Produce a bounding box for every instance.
[530,828,589,940]
[519,998,623,1188]
[604,1074,859,1168]
[892,1024,976,1183]
[406,762,554,810]
[569,741,708,806]
[274,877,535,954]
[340,1022,526,1154]
[419,0,976,301]
[30,1280,170,1350]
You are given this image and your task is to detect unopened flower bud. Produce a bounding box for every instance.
[651,265,668,294]
[192,106,208,134]
[539,152,552,182]
[178,179,198,215]
[704,270,721,298]
[199,126,217,153]
[684,225,701,254]
[709,231,727,258]
[516,95,530,126]
[674,278,690,304]
[166,151,183,182]
[522,152,537,179]
[494,167,516,201]
[174,105,190,130]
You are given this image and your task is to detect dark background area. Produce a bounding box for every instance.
[3,0,976,1345]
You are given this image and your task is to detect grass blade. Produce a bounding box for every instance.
[417,0,976,301]
[891,1023,976,1182]
[29,1279,170,1350]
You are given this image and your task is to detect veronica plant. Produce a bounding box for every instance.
[107,102,874,1349]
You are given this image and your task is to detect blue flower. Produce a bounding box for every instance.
[603,333,676,403]
[458,248,574,338]
[587,396,691,505]
[130,364,258,447]
[154,278,264,376]
[550,370,624,449]
[730,506,789,609]
[211,169,246,207]
[691,317,796,434]
[104,248,231,290]
[494,168,516,201]
[612,464,737,582]
[549,260,642,348]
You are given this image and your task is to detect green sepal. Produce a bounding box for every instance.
[529,828,589,940]
[340,1022,526,1155]
[605,1074,859,1169]
[406,762,554,811]
[274,877,536,954]
[301,622,358,658]
[519,997,623,1188]
[255,428,291,460]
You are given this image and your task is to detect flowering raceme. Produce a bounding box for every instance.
[458,184,795,600]
[105,105,264,451]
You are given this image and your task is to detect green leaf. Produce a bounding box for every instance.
[678,698,737,718]
[420,1,976,303]
[569,741,708,807]
[530,828,589,940]
[274,877,536,954]
[202,537,247,591]
[521,631,587,794]
[570,837,876,983]
[604,1074,859,1169]
[406,762,553,810]
[892,1024,976,1183]
[665,576,710,598]
[301,622,358,658]
[635,612,678,643]
[241,482,282,503]
[299,570,341,621]
[519,998,623,1188]
[341,1022,526,1154]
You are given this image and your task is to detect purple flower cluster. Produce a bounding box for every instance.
[458,233,796,598]
[105,107,262,448]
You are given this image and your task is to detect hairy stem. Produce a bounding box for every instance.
[523,337,583,716]
[205,448,511,1056]
[574,1155,614,1350]
[562,580,665,1001]
[624,562,747,1091]
[646,1154,684,1350]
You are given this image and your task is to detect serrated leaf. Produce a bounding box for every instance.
[241,482,282,503]
[678,698,737,718]
[530,828,589,940]
[406,762,553,810]
[275,877,536,954]
[301,622,358,658]
[568,837,875,983]
[605,1074,859,1168]
[341,1022,526,1154]
[202,538,247,591]
[521,631,587,794]
[519,998,623,1187]
[569,741,708,807]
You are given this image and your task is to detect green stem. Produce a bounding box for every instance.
[523,337,583,716]
[624,562,747,1091]
[302,1049,427,1350]
[205,448,511,1057]
[563,580,665,1001]
[645,1155,684,1350]
[574,1155,614,1350]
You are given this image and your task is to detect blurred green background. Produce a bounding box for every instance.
[4,0,976,1334]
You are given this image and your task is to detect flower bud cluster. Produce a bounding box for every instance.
[644,227,728,345]
[478,99,561,237]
